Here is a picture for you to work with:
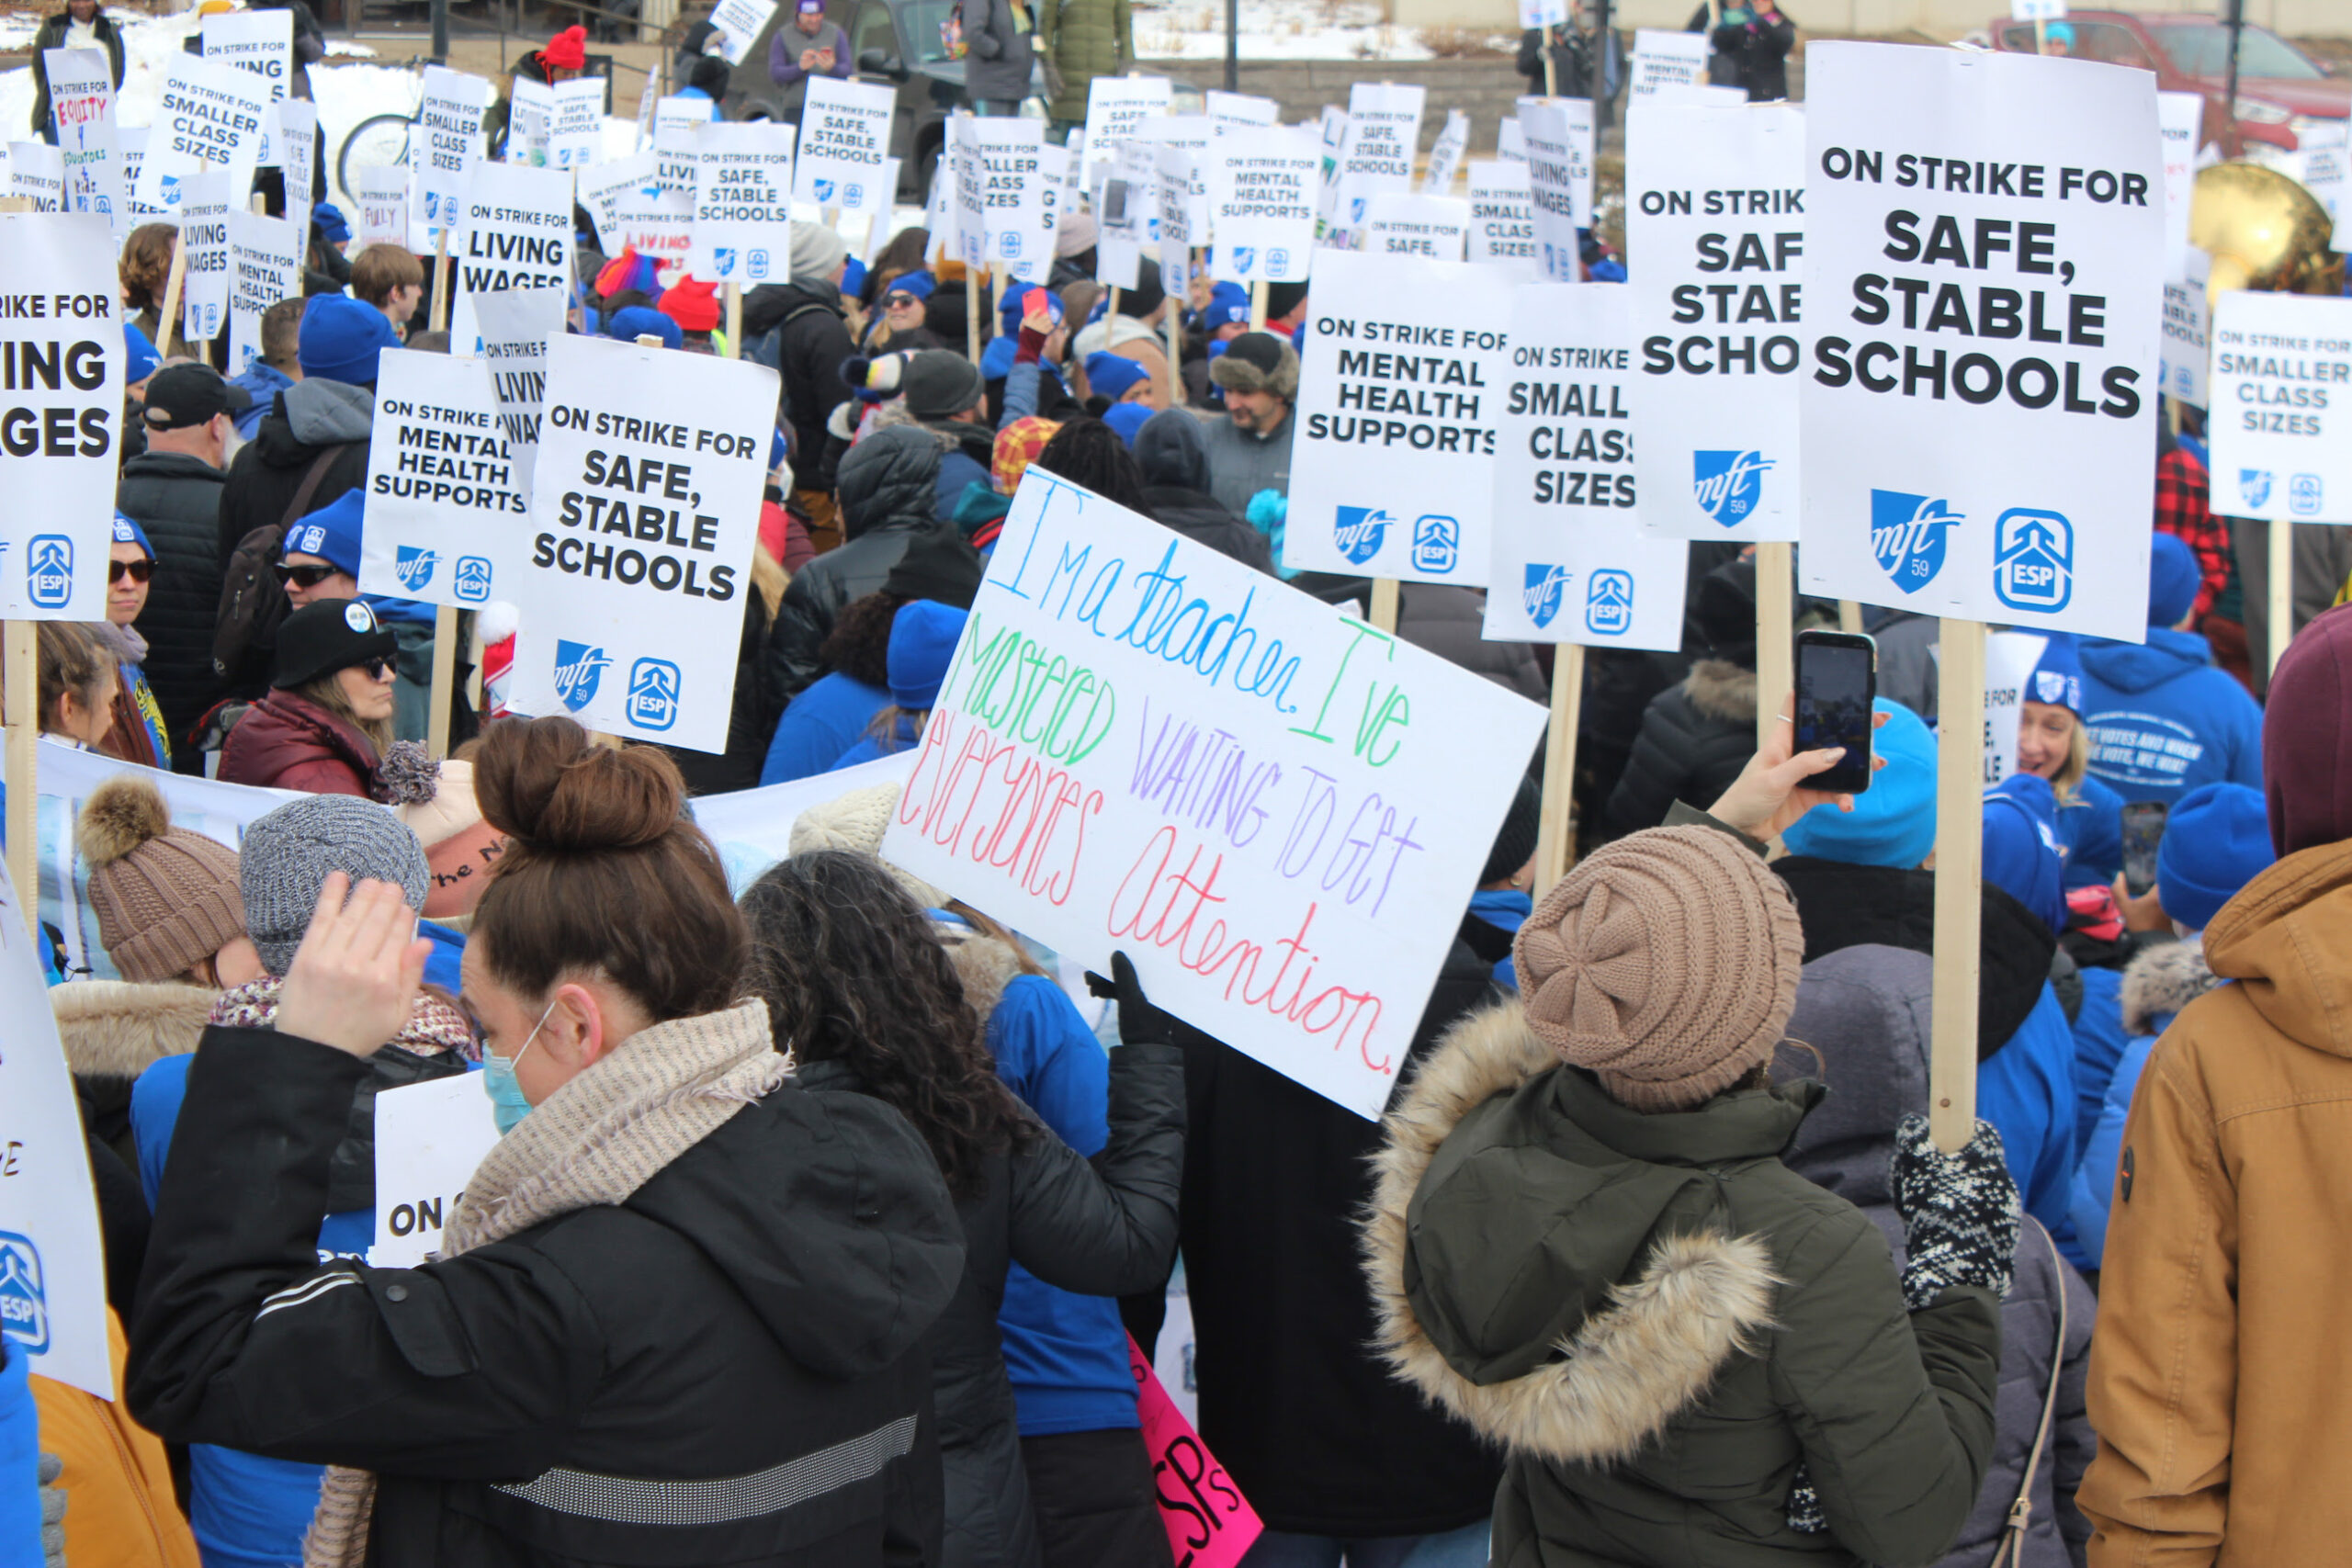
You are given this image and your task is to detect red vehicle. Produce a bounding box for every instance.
[1989,10,2348,163]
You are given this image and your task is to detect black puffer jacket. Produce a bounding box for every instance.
[800,1040,1185,1568]
[1397,583,1545,705]
[217,378,373,561]
[745,281,857,491]
[1133,410,1277,574]
[662,587,776,795]
[119,449,231,752]
[1601,657,1758,840]
[761,425,943,710]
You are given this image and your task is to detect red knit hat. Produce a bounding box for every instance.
[541,25,587,71]
[661,276,720,333]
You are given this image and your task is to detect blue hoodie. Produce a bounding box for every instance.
[1975,982,2079,1242]
[227,360,297,439]
[2054,771,2126,891]
[759,671,891,784]
[2070,940,2223,1269]
[2078,628,2262,808]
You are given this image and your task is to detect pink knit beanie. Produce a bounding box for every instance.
[1512,825,1805,1111]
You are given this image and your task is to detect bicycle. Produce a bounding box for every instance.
[334,54,434,200]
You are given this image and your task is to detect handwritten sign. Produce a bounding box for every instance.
[1129,1336,1261,1568]
[880,471,1546,1119]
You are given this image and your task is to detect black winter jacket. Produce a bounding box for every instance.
[1133,410,1277,574]
[662,588,776,795]
[217,379,372,561]
[801,1040,1184,1568]
[1687,1,1795,100]
[746,281,857,491]
[119,449,231,751]
[130,1024,965,1568]
[762,424,944,710]
[1601,657,1758,841]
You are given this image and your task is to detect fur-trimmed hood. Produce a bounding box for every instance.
[1361,1002,1781,1468]
[1683,658,1758,726]
[2121,934,2220,1037]
[940,926,1027,1023]
[51,979,215,1081]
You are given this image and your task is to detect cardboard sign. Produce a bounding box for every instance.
[8,142,64,210]
[471,286,566,491]
[2207,291,2352,525]
[0,861,112,1399]
[1485,284,1691,650]
[360,349,525,607]
[272,98,317,243]
[1082,75,1171,187]
[879,471,1545,1119]
[795,75,894,211]
[0,215,122,620]
[42,50,123,233]
[1128,1336,1261,1568]
[507,75,555,166]
[410,65,492,241]
[1362,193,1468,262]
[200,6,291,165]
[1625,100,1805,543]
[950,115,1046,269]
[1421,108,1469,196]
[369,1072,503,1269]
[513,333,775,750]
[117,125,158,220]
[691,119,797,285]
[709,0,781,66]
[176,174,235,344]
[1467,160,1539,269]
[352,164,407,250]
[1629,28,1712,99]
[1207,126,1318,285]
[550,76,605,171]
[2156,90,2202,282]
[1983,630,2047,786]
[1286,251,1514,586]
[1798,43,2163,641]
[134,53,273,214]
[226,209,302,375]
[450,161,573,350]
[1518,98,1593,282]
[2159,269,2209,410]
[1331,82,1426,240]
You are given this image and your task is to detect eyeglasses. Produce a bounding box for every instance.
[272,562,345,589]
[108,558,153,584]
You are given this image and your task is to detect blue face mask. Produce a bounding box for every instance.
[481,998,557,1135]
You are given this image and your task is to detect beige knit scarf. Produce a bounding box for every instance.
[302,999,792,1568]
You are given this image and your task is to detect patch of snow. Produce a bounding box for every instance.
[1129,0,1506,61]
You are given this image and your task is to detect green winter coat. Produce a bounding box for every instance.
[1362,1004,2003,1568]
[1038,0,1131,122]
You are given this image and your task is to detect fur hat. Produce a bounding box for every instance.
[78,776,246,984]
[788,783,949,909]
[1209,332,1299,400]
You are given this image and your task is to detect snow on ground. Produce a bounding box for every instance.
[1130,0,1509,61]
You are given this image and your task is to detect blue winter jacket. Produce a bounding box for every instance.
[830,710,919,771]
[228,361,296,439]
[2069,938,2222,1269]
[1976,981,2078,1240]
[2079,628,2263,808]
[760,671,890,784]
[2067,964,2128,1155]
[1468,887,1532,990]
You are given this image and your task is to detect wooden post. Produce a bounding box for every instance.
[1532,642,1585,897]
[964,264,982,361]
[430,226,452,334]
[426,604,458,758]
[1929,616,1986,1153]
[4,622,34,934]
[155,233,189,360]
[1753,540,1792,751]
[1160,305,1181,408]
[1369,575,1399,634]
[1838,600,1862,636]
[1249,277,1269,333]
[724,281,742,359]
[989,263,1008,340]
[2269,516,2293,674]
[1543,48,1558,100]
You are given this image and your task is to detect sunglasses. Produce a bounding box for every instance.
[109,558,153,584]
[885,292,923,309]
[272,562,345,589]
[354,658,393,682]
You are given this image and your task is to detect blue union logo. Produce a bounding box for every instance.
[1995,508,2074,614]
[454,556,493,603]
[25,536,72,610]
[1692,450,1773,526]
[1333,506,1391,566]
[552,640,611,712]
[393,547,437,592]
[0,1231,48,1355]
[1586,570,1634,636]
[627,658,681,731]
[1524,564,1570,628]
[1871,490,1962,593]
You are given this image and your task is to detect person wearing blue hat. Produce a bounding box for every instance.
[2011,630,2125,891]
[1781,699,1939,869]
[311,202,353,251]
[863,271,944,352]
[297,293,399,388]
[1102,400,1153,448]
[124,321,162,398]
[605,304,684,350]
[1082,350,1153,410]
[97,513,172,769]
[276,490,441,740]
[829,600,968,770]
[1984,773,2068,937]
[2079,532,2263,810]
[1192,280,1250,344]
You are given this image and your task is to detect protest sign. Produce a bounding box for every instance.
[1518,0,1566,30]
[1467,161,1539,269]
[410,66,491,241]
[1094,139,1150,288]
[42,50,122,231]
[1156,146,1194,299]
[360,349,525,608]
[794,75,895,212]
[1284,251,1514,586]
[507,75,555,166]
[952,115,1046,268]
[369,1073,503,1269]
[226,209,302,375]
[579,150,662,253]
[655,96,711,141]
[472,286,566,488]
[0,215,122,620]
[1128,1336,1261,1568]
[1485,284,1691,650]
[2207,291,2352,525]
[177,175,234,344]
[1362,193,1469,262]
[1519,98,1592,282]
[879,470,1547,1119]
[352,164,407,250]
[1136,115,1213,238]
[1331,82,1426,239]
[1798,43,2162,642]
[550,76,606,171]
[1315,102,1349,225]
[1497,117,1526,164]
[512,333,775,750]
[7,142,64,210]
[273,98,317,243]
[0,860,111,1399]
[2289,141,2350,254]
[1625,100,1805,542]
[2157,90,2202,281]
[709,0,781,65]
[1653,83,1749,107]
[1082,75,1171,186]
[1008,143,1069,286]
[2158,267,2209,409]
[1629,28,1712,99]
[39,48,110,145]
[449,161,572,350]
[200,6,291,164]
[133,53,271,214]
[1208,126,1318,285]
[1982,630,2047,786]
[1206,90,1280,138]
[691,119,798,285]
[1421,108,1468,196]
[2012,0,2066,18]
[117,125,158,220]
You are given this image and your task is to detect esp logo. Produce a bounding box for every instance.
[1993,509,2073,615]
[454,556,493,603]
[1586,569,1634,636]
[627,658,682,731]
[25,536,73,610]
[1410,515,1459,574]
[0,1232,49,1355]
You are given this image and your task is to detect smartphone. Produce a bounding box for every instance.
[1793,629,1877,795]
[2120,801,2169,897]
[1021,287,1048,320]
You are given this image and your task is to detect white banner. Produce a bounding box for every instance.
[360,349,524,607]
[471,286,566,493]
[1081,75,1171,188]
[549,76,605,171]
[450,161,573,350]
[0,215,122,619]
[177,174,235,344]
[1421,108,1468,197]
[369,1074,503,1269]
[879,471,1547,1120]
[690,119,797,285]
[655,95,711,142]
[1485,284,1691,649]
[2207,291,2352,525]
[1467,161,1539,269]
[1284,251,1513,585]
[352,164,407,250]
[200,7,291,165]
[794,75,895,211]
[410,65,491,242]
[1626,100,1805,542]
[1629,28,1712,99]
[2157,90,2202,282]
[2158,272,2209,410]
[709,0,781,66]
[226,209,302,375]
[8,141,64,210]
[1798,43,2163,641]
[133,53,273,214]
[1331,82,1426,240]
[1362,193,1468,262]
[951,115,1046,268]
[1518,98,1592,282]
[513,333,775,750]
[1207,126,1318,285]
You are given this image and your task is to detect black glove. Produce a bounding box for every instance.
[1890,1114,2021,1311]
[1083,951,1182,1049]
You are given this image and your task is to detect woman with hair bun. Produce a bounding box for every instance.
[127,715,967,1568]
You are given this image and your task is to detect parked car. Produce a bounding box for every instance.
[1989,10,2347,164]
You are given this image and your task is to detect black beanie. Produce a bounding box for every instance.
[273,598,397,690]
[882,525,987,609]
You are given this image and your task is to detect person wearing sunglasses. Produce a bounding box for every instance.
[218,598,406,798]
[92,513,175,770]
[862,270,945,353]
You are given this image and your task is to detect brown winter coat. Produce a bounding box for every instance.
[2080,836,2352,1567]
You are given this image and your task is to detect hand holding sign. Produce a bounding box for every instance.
[274,874,434,1057]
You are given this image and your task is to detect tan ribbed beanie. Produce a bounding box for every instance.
[77,775,245,984]
[1512,824,1804,1111]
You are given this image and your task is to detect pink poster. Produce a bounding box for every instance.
[1129,1336,1263,1568]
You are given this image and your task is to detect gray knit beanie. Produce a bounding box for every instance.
[1513,824,1804,1111]
[241,795,430,976]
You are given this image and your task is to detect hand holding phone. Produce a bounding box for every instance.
[2120,801,2168,898]
[1793,629,1878,796]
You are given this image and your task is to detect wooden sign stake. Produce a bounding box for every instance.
[4,622,35,935]
[1753,540,1793,750]
[2269,517,2293,674]
[1532,643,1585,897]
[1929,615,1986,1152]
[430,225,452,334]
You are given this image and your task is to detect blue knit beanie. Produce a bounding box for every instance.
[2024,631,2083,713]
[299,294,400,386]
[1085,351,1149,402]
[607,305,683,350]
[1104,400,1153,448]
[112,513,156,562]
[124,321,161,384]
[888,599,969,710]
[2148,533,2200,629]
[2158,782,2274,931]
[1984,773,2067,933]
[282,490,364,579]
[1781,699,1939,868]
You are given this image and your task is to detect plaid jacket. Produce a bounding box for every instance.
[2154,444,2228,626]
